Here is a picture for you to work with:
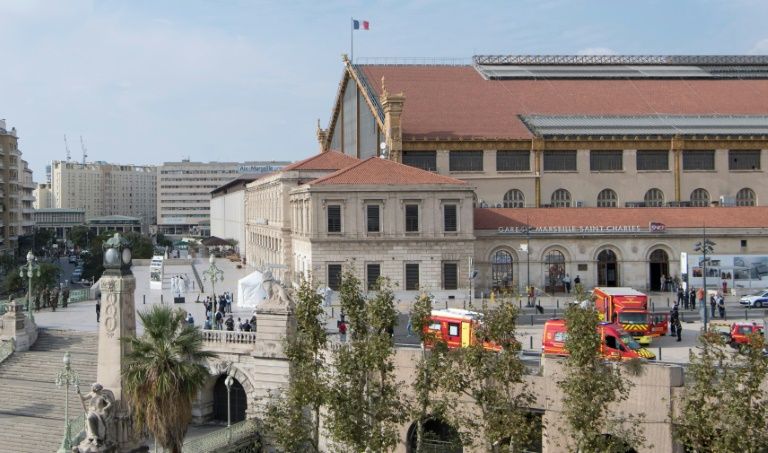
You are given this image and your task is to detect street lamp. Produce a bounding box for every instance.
[694,227,716,332]
[519,225,531,307]
[19,250,40,322]
[203,255,224,300]
[55,352,80,453]
[225,374,234,443]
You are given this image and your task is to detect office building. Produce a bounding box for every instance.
[0,120,34,256]
[51,161,157,226]
[33,183,52,209]
[158,160,288,237]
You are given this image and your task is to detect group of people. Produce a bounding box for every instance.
[202,292,238,330]
[560,274,581,294]
[675,286,727,318]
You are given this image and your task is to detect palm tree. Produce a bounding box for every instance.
[122,305,217,453]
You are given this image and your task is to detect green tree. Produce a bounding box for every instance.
[409,292,454,452]
[33,229,55,253]
[122,305,216,453]
[264,277,328,452]
[326,272,406,452]
[437,295,537,451]
[673,331,768,452]
[123,231,154,259]
[557,286,647,452]
[69,225,93,249]
[156,233,173,249]
[3,262,60,297]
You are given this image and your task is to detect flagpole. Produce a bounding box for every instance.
[350,17,354,63]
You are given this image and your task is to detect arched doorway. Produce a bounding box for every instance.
[491,249,514,293]
[544,250,566,293]
[212,374,247,424]
[597,249,619,287]
[649,249,669,292]
[407,418,463,453]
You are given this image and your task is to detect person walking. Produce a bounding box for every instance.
[95,299,101,323]
[338,319,347,342]
[562,274,572,294]
[670,307,679,337]
[678,286,686,309]
[710,294,717,319]
[717,294,726,319]
[675,313,682,342]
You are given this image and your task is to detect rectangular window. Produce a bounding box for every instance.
[443,262,458,290]
[402,151,437,171]
[448,323,460,337]
[729,150,761,170]
[449,151,483,172]
[636,150,669,171]
[327,205,341,233]
[443,204,457,232]
[327,264,342,291]
[543,150,577,172]
[366,204,380,232]
[589,150,623,172]
[683,150,715,170]
[496,150,530,171]
[405,263,420,290]
[366,263,381,290]
[405,204,419,232]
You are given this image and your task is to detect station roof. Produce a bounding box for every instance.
[474,207,768,230]
[353,57,768,140]
[282,150,360,171]
[308,156,467,186]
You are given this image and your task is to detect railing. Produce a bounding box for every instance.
[66,412,86,448]
[201,329,258,345]
[0,339,15,365]
[182,418,260,453]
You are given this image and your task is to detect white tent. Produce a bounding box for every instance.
[237,270,267,309]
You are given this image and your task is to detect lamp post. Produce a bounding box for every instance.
[225,374,234,443]
[519,224,531,307]
[694,227,716,332]
[55,352,80,453]
[19,250,40,322]
[203,255,224,300]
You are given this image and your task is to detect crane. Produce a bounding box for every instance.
[64,134,71,162]
[80,135,88,164]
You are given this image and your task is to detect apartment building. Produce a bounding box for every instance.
[33,183,52,209]
[51,161,157,226]
[0,120,33,256]
[158,160,288,236]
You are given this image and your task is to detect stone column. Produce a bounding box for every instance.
[380,79,405,163]
[96,272,137,402]
[0,300,36,351]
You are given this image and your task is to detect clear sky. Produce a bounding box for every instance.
[2,0,767,179]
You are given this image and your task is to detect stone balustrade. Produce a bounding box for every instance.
[201,329,259,345]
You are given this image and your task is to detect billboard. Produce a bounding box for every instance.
[687,254,768,289]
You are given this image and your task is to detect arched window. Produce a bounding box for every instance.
[736,188,756,206]
[503,189,525,208]
[491,249,514,292]
[597,189,618,208]
[551,189,571,208]
[690,188,710,207]
[644,188,664,207]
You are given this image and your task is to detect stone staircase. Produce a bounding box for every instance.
[0,329,98,453]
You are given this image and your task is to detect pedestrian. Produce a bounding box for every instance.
[95,299,101,323]
[563,273,572,294]
[670,307,678,336]
[218,295,226,313]
[722,279,728,296]
[250,314,257,332]
[675,315,682,342]
[225,292,232,313]
[204,315,212,330]
[690,288,697,310]
[338,319,347,342]
[225,315,235,331]
[215,309,224,330]
[236,317,243,331]
[678,286,686,309]
[717,294,726,319]
[697,287,705,312]
[406,315,413,336]
[186,312,194,327]
[710,294,717,319]
[574,275,581,288]
[660,274,666,292]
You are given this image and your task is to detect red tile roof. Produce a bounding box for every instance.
[309,157,467,186]
[358,65,768,140]
[282,151,360,171]
[474,207,768,230]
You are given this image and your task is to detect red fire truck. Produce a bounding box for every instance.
[593,287,667,345]
[542,319,656,360]
[424,308,502,351]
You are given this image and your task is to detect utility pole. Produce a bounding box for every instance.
[694,226,716,332]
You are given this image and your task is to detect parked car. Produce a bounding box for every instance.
[68,255,77,264]
[739,290,768,308]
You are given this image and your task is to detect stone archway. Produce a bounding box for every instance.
[649,249,670,292]
[195,361,257,424]
[597,249,619,287]
[213,374,247,423]
[406,418,463,453]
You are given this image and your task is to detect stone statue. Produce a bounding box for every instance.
[261,271,291,307]
[75,383,116,451]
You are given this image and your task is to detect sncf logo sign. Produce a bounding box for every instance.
[649,222,666,232]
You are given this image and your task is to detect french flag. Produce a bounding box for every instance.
[352,19,369,30]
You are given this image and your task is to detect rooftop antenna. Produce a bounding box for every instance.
[80,135,88,164]
[64,135,71,162]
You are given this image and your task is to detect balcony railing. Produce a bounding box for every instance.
[201,329,258,345]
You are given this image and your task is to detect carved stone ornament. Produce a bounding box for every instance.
[73,383,117,453]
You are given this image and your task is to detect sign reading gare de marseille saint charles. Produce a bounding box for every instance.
[496,222,667,235]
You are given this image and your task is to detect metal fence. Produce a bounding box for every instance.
[182,419,260,453]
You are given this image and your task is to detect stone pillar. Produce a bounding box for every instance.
[96,272,137,402]
[316,119,329,152]
[380,79,405,163]
[0,300,36,351]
